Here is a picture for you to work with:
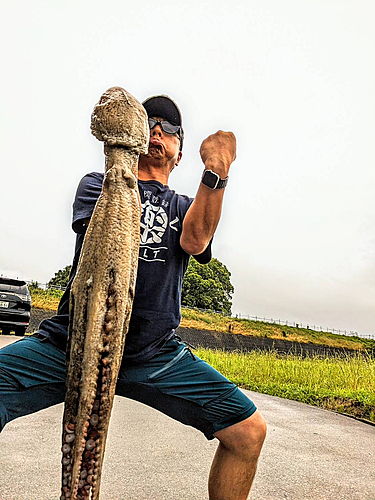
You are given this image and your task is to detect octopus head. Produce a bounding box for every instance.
[91,87,149,155]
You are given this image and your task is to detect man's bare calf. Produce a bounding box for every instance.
[209,410,267,500]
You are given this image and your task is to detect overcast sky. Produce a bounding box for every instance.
[1,1,374,336]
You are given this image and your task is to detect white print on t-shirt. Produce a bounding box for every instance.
[139,200,180,262]
[143,190,169,208]
[139,245,168,262]
[140,200,168,244]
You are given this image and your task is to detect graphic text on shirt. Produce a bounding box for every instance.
[139,199,180,262]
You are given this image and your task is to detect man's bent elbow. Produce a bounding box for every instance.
[180,236,208,256]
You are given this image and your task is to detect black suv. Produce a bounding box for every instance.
[0,277,31,335]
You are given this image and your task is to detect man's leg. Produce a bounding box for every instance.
[117,336,266,499]
[209,411,266,500]
[0,336,66,431]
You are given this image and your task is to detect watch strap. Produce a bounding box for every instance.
[201,169,229,190]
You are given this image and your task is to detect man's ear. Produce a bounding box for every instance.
[175,151,183,166]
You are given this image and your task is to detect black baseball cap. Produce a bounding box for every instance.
[142,95,184,150]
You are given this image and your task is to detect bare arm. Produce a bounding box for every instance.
[180,130,236,256]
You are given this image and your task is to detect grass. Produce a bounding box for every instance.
[30,287,64,310]
[180,307,375,352]
[196,348,375,423]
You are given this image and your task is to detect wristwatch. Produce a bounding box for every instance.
[201,169,229,190]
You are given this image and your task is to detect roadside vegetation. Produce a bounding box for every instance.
[30,286,63,310]
[30,289,374,352]
[197,348,375,423]
[180,307,374,351]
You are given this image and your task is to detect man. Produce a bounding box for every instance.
[0,95,266,499]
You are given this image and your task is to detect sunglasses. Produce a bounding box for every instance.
[148,117,181,138]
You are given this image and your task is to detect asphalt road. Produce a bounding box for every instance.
[0,336,374,500]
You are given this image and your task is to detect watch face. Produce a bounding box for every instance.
[202,170,219,189]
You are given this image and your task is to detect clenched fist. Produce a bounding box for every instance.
[199,130,236,178]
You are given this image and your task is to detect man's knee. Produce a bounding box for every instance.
[214,410,267,461]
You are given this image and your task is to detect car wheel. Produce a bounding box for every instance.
[1,327,11,335]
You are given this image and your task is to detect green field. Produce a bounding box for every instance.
[197,348,375,423]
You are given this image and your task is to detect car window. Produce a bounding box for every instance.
[0,279,29,294]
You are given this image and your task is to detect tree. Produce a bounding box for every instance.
[181,258,234,315]
[48,265,72,289]
[28,280,41,291]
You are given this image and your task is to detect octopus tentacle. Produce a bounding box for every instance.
[60,87,149,500]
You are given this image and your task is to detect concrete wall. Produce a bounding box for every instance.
[28,308,56,333]
[177,327,362,358]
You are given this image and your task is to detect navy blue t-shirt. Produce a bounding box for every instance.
[39,172,211,363]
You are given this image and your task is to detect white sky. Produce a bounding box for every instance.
[1,0,374,335]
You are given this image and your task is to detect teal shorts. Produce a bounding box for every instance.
[0,336,256,439]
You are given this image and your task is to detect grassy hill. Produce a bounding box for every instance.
[180,308,375,352]
[30,288,374,352]
[30,287,64,310]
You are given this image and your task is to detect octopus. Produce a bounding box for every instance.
[60,87,149,500]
